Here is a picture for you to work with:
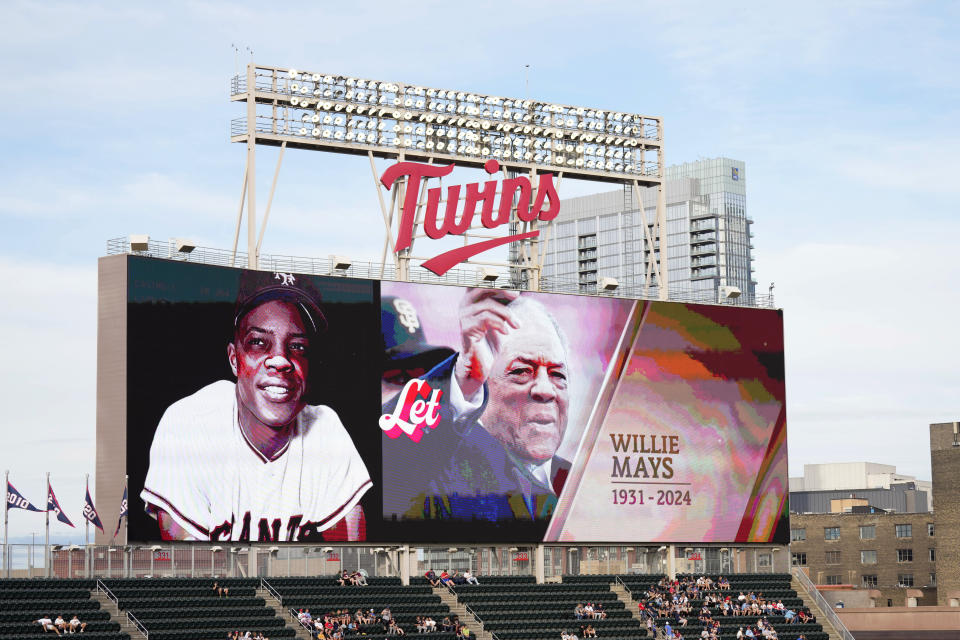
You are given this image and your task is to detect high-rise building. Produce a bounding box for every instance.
[543,157,756,303]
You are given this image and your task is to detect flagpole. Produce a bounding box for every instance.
[85,474,90,548]
[44,472,50,578]
[124,475,129,547]
[4,470,9,578]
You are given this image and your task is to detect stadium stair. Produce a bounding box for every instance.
[256,582,313,640]
[789,572,845,640]
[91,585,144,638]
[432,586,494,640]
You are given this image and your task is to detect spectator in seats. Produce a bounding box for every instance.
[593,602,606,619]
[338,570,351,586]
[213,581,230,597]
[388,619,405,635]
[459,627,471,640]
[424,616,437,632]
[664,621,673,637]
[381,608,393,625]
[574,604,585,620]
[463,570,479,585]
[54,616,67,633]
[737,592,746,602]
[735,628,744,640]
[68,615,87,634]
[439,570,454,587]
[560,630,572,640]
[442,616,453,632]
[583,603,594,619]
[583,625,597,638]
[415,617,426,633]
[36,616,61,635]
[783,609,796,622]
[452,571,468,586]
[425,569,441,587]
[353,570,368,586]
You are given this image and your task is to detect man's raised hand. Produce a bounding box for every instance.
[454,288,521,399]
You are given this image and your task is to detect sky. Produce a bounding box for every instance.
[1,0,958,541]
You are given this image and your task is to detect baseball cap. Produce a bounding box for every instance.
[381,296,454,371]
[234,270,328,335]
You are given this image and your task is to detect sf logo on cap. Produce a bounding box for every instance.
[274,272,296,287]
[393,298,420,334]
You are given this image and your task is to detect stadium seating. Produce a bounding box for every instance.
[447,576,642,640]
[102,578,293,640]
[0,578,127,640]
[271,576,453,636]
[632,574,827,640]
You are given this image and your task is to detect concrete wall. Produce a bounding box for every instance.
[837,607,960,631]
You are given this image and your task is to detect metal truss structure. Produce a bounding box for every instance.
[231,63,667,298]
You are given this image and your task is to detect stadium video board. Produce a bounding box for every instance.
[122,256,788,544]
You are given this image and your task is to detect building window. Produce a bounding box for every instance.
[897,548,913,563]
[825,575,842,586]
[825,551,841,565]
[929,548,936,562]
[824,527,840,541]
[930,573,937,587]
[859,525,876,540]
[790,528,806,542]
[928,523,935,537]
[898,574,914,587]
[861,550,877,565]
[791,552,807,567]
[895,524,913,538]
[861,575,878,587]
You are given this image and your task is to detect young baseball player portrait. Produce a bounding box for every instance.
[131,264,379,542]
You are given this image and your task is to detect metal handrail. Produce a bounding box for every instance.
[96,579,119,606]
[261,576,283,606]
[791,568,855,640]
[127,611,149,639]
[614,575,632,596]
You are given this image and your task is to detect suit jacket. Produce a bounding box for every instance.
[382,354,569,522]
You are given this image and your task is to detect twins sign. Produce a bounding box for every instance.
[380,159,560,275]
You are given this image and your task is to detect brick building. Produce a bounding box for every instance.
[789,511,937,606]
[930,421,960,607]
[790,421,960,608]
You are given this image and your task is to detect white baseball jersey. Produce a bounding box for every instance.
[141,380,371,541]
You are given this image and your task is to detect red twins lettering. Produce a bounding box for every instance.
[379,159,561,275]
[379,379,443,443]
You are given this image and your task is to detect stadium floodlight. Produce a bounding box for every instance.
[174,238,196,254]
[478,266,499,282]
[210,546,223,552]
[718,285,742,302]
[268,546,280,553]
[129,234,150,252]
[329,254,352,272]
[598,276,619,291]
[150,545,163,551]
[447,547,459,553]
[232,64,662,183]
[322,546,334,553]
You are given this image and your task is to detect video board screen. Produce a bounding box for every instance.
[123,256,787,543]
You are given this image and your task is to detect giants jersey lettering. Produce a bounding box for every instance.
[141,380,371,541]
